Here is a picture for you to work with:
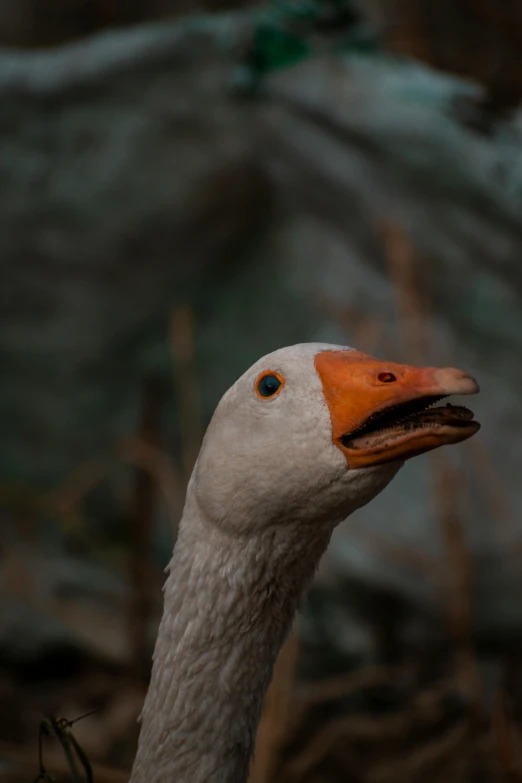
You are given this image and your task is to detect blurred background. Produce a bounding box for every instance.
[1,0,522,781]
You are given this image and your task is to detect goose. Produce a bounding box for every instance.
[130,342,480,783]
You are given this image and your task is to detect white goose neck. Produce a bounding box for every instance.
[130,484,335,783]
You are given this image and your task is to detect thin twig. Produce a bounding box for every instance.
[170,307,204,481]
[127,376,165,680]
[491,684,522,782]
[249,630,300,783]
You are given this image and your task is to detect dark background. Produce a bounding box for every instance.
[1,1,522,781]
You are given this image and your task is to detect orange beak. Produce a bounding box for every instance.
[315,350,480,469]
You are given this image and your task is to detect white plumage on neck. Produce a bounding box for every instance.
[131,482,340,782]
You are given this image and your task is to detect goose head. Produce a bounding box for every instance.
[194,343,479,535]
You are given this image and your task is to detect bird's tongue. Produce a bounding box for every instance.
[345,402,476,451]
[409,403,475,426]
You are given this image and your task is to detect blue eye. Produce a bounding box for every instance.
[256,372,283,398]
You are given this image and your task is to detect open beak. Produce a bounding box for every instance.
[315,349,480,469]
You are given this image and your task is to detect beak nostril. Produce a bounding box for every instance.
[378,372,396,383]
